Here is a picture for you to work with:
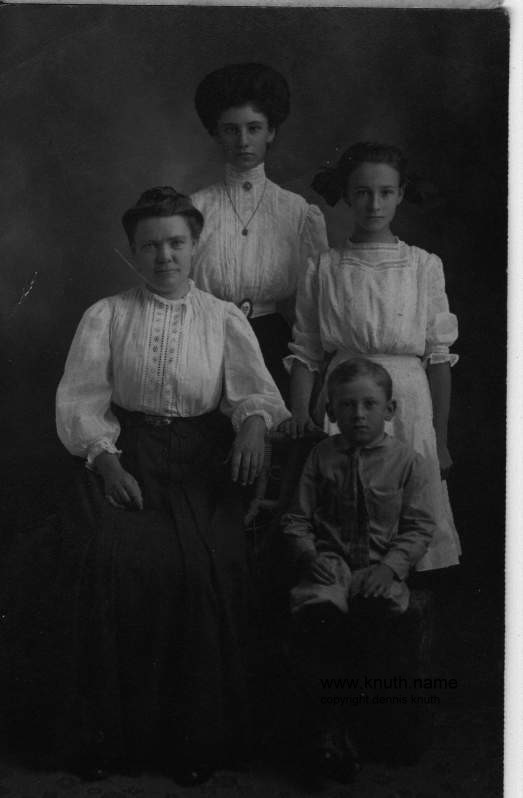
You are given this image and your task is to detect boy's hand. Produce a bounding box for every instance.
[362,563,395,598]
[349,568,368,598]
[297,552,336,585]
[309,558,337,585]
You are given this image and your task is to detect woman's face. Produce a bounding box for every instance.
[345,162,404,242]
[215,103,275,171]
[132,215,195,300]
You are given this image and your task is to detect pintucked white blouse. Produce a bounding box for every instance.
[56,281,290,464]
[286,240,459,372]
[190,164,328,315]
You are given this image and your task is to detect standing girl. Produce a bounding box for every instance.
[284,142,460,571]
[191,62,328,400]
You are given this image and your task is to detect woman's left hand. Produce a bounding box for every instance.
[437,441,453,480]
[231,415,266,486]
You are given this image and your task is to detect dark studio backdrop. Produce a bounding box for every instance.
[0,5,507,700]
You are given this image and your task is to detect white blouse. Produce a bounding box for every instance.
[190,163,328,314]
[286,239,459,372]
[56,281,290,463]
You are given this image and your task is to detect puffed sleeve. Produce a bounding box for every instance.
[56,299,121,464]
[300,203,328,265]
[424,254,459,366]
[284,253,325,373]
[221,304,291,431]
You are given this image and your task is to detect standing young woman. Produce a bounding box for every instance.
[191,62,328,400]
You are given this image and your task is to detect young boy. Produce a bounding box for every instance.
[282,358,436,780]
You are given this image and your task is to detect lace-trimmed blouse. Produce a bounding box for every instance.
[190,163,328,310]
[286,239,459,372]
[56,282,290,464]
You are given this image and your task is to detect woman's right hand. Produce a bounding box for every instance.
[278,414,322,439]
[94,451,143,510]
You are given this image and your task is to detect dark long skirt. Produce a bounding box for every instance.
[1,408,250,770]
[250,313,291,403]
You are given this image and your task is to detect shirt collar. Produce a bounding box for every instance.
[225,162,266,187]
[333,432,392,454]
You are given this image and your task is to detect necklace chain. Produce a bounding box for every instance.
[223,180,267,236]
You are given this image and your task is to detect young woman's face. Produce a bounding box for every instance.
[132,215,195,300]
[345,162,404,242]
[215,103,275,171]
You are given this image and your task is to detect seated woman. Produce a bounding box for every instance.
[191,62,328,400]
[3,187,290,784]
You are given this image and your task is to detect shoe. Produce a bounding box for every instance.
[70,760,108,781]
[314,728,360,785]
[172,763,215,786]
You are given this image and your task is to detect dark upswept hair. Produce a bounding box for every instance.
[122,186,204,245]
[312,141,408,207]
[327,357,393,403]
[194,62,290,135]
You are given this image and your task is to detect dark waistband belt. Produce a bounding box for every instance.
[111,403,220,428]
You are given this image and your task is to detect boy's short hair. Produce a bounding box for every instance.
[327,358,393,402]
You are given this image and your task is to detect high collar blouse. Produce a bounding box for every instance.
[190,163,328,307]
[56,282,290,464]
[286,239,459,372]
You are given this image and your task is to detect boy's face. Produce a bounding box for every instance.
[327,376,395,447]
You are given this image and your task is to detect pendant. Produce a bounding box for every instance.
[238,298,253,319]
[241,228,248,236]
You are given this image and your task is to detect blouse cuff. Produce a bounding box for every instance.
[231,408,272,433]
[283,353,321,375]
[424,351,459,368]
[86,439,123,469]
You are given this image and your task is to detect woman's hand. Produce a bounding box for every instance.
[427,362,453,480]
[278,414,322,439]
[283,361,320,439]
[231,415,266,486]
[436,441,453,480]
[94,451,143,510]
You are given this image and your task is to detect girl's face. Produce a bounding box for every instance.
[345,162,404,243]
[215,103,275,171]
